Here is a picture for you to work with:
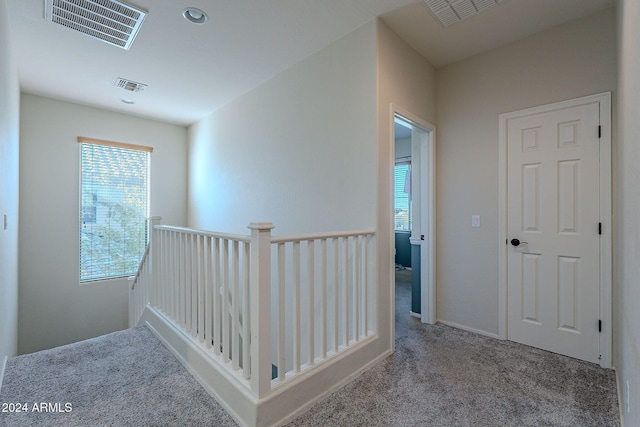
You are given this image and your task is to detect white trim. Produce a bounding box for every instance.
[598,92,612,369]
[269,345,391,427]
[615,369,625,425]
[391,104,436,327]
[271,228,375,244]
[0,355,7,394]
[143,309,255,427]
[498,92,612,368]
[142,303,388,427]
[437,320,500,340]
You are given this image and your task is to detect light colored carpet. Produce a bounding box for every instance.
[0,326,237,427]
[288,278,620,426]
[0,274,619,426]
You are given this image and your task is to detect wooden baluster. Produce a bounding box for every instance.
[333,238,339,353]
[355,235,361,341]
[278,242,286,381]
[212,237,221,356]
[293,240,301,373]
[307,239,315,366]
[222,238,229,362]
[232,240,240,370]
[321,238,327,359]
[242,241,250,379]
[197,235,204,343]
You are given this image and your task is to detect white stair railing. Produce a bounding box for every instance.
[129,216,161,328]
[270,230,375,386]
[152,225,253,384]
[130,221,376,401]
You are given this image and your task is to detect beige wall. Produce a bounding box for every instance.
[616,0,640,424]
[18,94,188,354]
[377,18,437,346]
[188,22,378,236]
[435,8,617,335]
[0,0,20,374]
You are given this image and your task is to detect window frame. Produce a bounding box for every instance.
[78,136,153,283]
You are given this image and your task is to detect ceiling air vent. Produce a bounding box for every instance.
[45,0,147,50]
[422,0,504,28]
[114,77,147,92]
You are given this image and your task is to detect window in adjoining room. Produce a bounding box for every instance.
[394,161,411,231]
[79,137,152,282]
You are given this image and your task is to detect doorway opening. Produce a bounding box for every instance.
[392,107,436,327]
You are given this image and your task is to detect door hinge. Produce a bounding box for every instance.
[599,319,602,333]
[598,125,602,138]
[599,222,602,235]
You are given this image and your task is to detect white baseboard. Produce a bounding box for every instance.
[437,319,500,340]
[271,345,391,427]
[410,311,421,319]
[0,355,7,394]
[142,308,255,427]
[141,305,388,427]
[615,367,625,427]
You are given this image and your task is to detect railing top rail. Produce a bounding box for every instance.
[271,229,375,244]
[154,225,251,243]
[152,224,375,244]
[131,242,150,289]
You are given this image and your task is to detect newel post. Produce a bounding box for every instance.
[248,222,274,398]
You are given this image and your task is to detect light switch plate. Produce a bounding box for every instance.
[472,215,480,228]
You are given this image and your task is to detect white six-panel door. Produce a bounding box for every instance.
[504,100,602,364]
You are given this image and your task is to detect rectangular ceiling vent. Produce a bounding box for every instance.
[45,0,147,50]
[114,77,147,92]
[422,0,504,28]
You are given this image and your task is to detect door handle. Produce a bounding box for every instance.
[510,238,528,247]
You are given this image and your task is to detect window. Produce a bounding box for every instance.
[394,161,411,231]
[79,137,152,282]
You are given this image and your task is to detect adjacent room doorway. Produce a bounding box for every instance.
[392,106,436,325]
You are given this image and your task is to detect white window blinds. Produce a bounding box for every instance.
[79,137,151,282]
[394,162,411,231]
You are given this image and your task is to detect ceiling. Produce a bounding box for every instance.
[6,0,615,126]
[381,0,615,68]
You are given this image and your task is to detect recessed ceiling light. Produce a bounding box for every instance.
[121,99,135,104]
[182,7,208,24]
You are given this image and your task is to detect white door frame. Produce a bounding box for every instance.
[391,104,436,325]
[497,92,612,368]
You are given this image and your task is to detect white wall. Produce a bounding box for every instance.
[18,94,187,354]
[435,8,617,335]
[188,22,378,236]
[377,19,436,348]
[616,1,640,424]
[0,0,20,376]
